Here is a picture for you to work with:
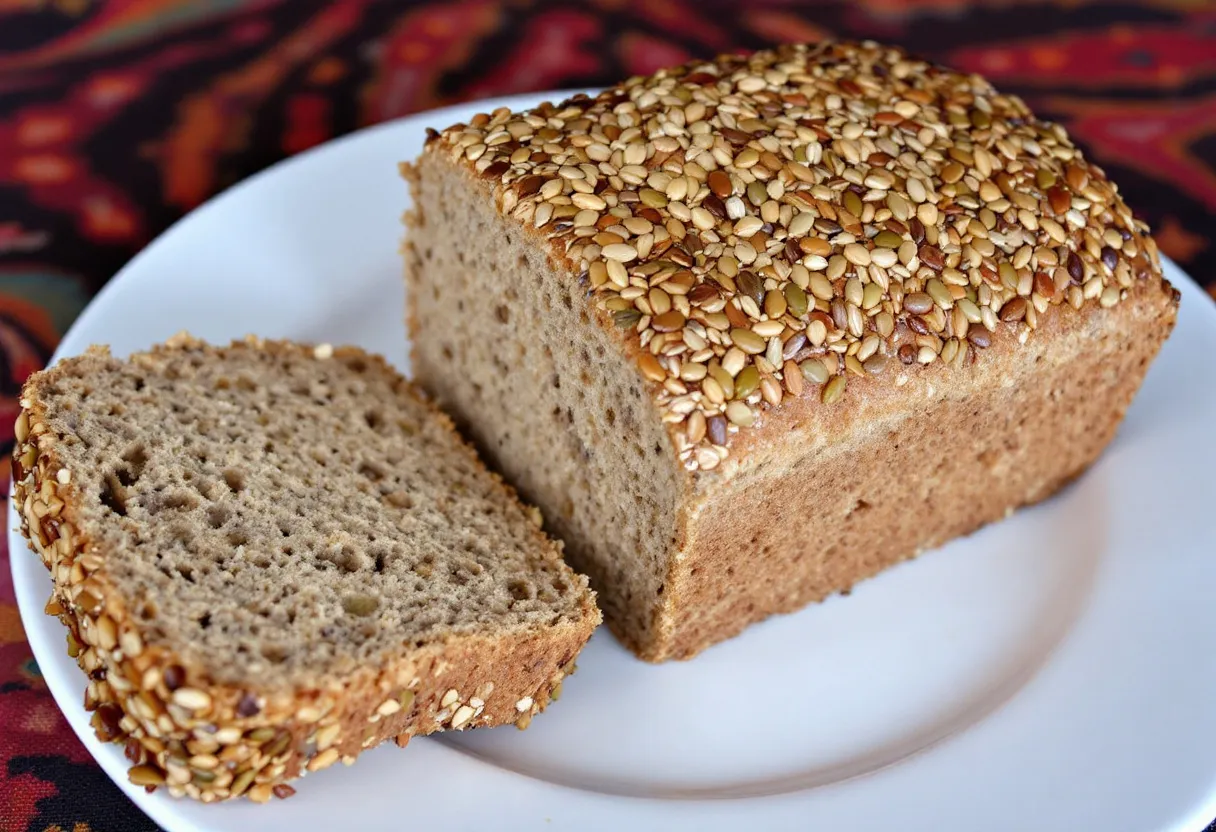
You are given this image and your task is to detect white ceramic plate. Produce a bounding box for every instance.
[11,93,1216,832]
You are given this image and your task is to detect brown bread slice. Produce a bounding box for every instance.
[402,40,1179,662]
[11,333,599,803]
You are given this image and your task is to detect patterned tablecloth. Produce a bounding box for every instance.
[1,2,1213,829]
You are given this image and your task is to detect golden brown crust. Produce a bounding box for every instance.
[649,278,1177,660]
[12,334,599,801]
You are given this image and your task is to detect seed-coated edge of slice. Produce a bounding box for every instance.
[12,332,600,802]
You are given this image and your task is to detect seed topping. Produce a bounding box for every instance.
[12,346,579,805]
[429,39,1164,473]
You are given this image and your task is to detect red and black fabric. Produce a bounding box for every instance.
[2,2,1213,829]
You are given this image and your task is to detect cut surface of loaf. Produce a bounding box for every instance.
[403,40,1179,661]
[11,334,599,802]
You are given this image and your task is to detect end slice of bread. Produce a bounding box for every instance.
[12,333,600,803]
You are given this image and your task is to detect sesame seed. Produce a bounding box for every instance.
[730,329,766,355]
[821,375,847,404]
[605,259,629,288]
[721,348,746,377]
[313,343,333,360]
[735,216,764,238]
[171,687,211,712]
[602,244,638,262]
[753,320,784,339]
[315,722,341,750]
[800,359,829,385]
[733,366,760,399]
[308,748,340,772]
[842,244,871,267]
[725,401,754,427]
[870,248,898,268]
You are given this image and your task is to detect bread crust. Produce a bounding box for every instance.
[657,275,1176,659]
[12,334,599,802]
[408,40,1180,661]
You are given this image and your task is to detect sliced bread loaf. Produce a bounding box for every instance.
[403,41,1178,661]
[11,333,600,802]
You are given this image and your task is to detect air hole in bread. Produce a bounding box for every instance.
[99,472,128,516]
[222,469,245,493]
[149,490,198,515]
[847,499,871,517]
[322,545,363,573]
[120,443,148,480]
[359,462,385,482]
[383,490,412,509]
[193,477,219,501]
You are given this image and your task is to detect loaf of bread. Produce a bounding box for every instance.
[11,334,599,802]
[402,41,1179,662]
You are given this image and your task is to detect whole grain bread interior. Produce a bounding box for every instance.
[403,40,1178,661]
[11,334,599,802]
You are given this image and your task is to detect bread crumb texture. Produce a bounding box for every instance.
[12,335,599,801]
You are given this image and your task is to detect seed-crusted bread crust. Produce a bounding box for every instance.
[12,334,599,802]
[404,40,1178,660]
[415,39,1174,474]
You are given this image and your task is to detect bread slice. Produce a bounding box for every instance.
[11,333,599,803]
[402,40,1179,662]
